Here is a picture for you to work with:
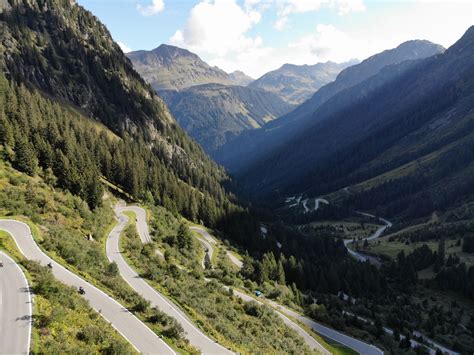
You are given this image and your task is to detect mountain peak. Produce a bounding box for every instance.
[228,70,254,86]
[446,25,474,55]
[337,39,444,84]
[230,70,250,76]
[152,44,199,60]
[280,63,302,70]
[128,44,236,91]
[395,39,445,55]
[250,60,355,104]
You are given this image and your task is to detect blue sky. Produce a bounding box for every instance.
[77,0,473,78]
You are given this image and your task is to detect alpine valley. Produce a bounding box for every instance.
[0,1,473,355]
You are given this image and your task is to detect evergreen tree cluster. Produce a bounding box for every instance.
[238,222,387,299]
[382,243,474,300]
[0,0,240,222]
[463,235,474,253]
[0,75,237,226]
[436,263,474,300]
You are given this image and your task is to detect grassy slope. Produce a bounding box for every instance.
[119,206,318,354]
[127,206,360,354]
[0,232,134,354]
[0,159,198,353]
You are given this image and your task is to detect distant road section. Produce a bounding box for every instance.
[0,251,31,354]
[0,219,175,354]
[345,212,392,262]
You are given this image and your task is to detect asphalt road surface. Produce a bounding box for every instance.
[225,251,243,269]
[190,226,243,269]
[0,219,175,354]
[192,231,214,269]
[269,302,383,355]
[0,251,31,354]
[111,207,233,355]
[344,212,392,262]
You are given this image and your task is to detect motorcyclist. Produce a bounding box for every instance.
[47,262,52,268]
[0,261,3,267]
[78,286,85,295]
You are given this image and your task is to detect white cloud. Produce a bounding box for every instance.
[274,0,366,30]
[170,0,261,57]
[273,16,288,31]
[335,0,366,15]
[167,0,472,78]
[289,24,368,63]
[117,41,132,53]
[136,0,164,16]
[208,24,366,78]
[169,0,369,76]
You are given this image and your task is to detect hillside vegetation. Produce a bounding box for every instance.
[0,158,189,351]
[0,0,244,228]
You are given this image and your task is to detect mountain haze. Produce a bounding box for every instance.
[232,28,474,221]
[128,44,296,155]
[216,39,445,174]
[249,60,357,104]
[160,83,293,154]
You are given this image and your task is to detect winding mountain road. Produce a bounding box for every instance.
[190,228,214,269]
[315,198,329,211]
[344,212,392,262]
[111,207,233,355]
[0,251,31,354]
[107,205,385,355]
[118,205,152,243]
[0,219,175,354]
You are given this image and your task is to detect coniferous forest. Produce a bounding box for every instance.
[1,0,474,354]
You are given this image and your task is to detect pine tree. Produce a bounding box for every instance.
[374,317,384,338]
[13,136,38,175]
[434,237,445,272]
[204,252,212,270]
[277,259,286,285]
[438,237,445,264]
[85,174,103,209]
[177,223,192,251]
[240,253,255,280]
[327,266,340,294]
